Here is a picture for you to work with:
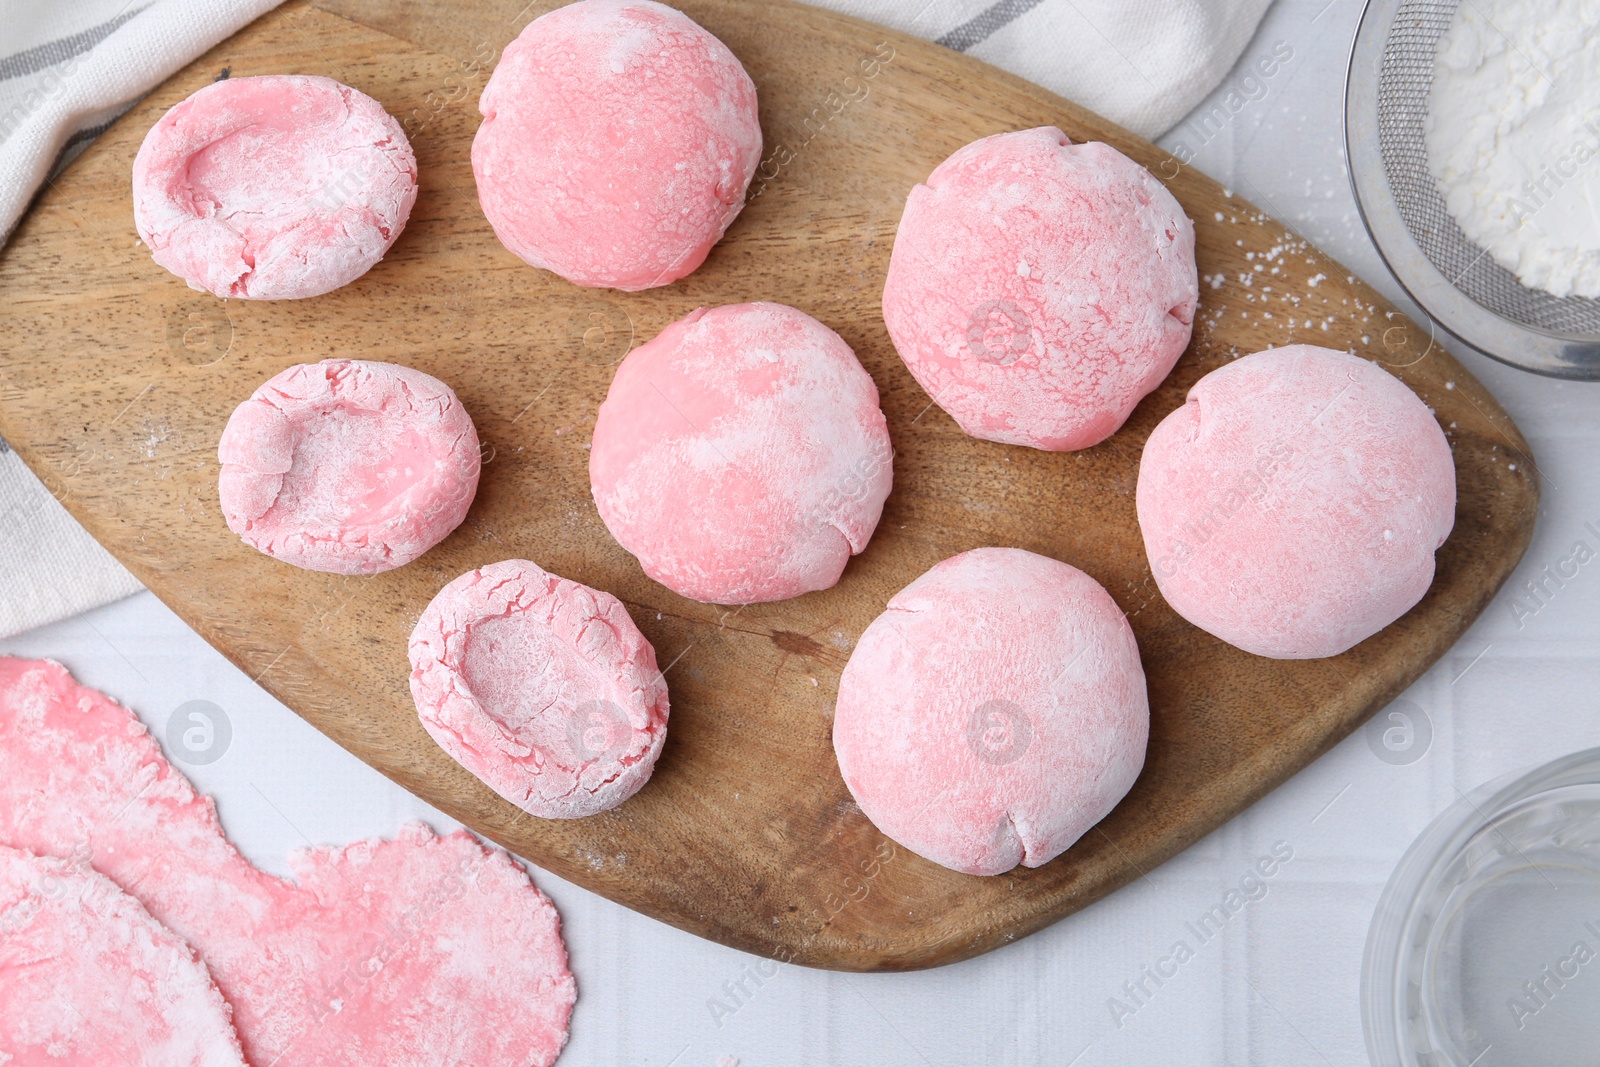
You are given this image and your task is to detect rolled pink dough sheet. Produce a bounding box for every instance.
[590,301,894,604]
[0,845,247,1067]
[409,558,671,819]
[218,358,480,574]
[133,74,417,299]
[0,658,576,1067]
[1136,344,1457,659]
[832,547,1149,877]
[883,126,1198,451]
[472,0,762,290]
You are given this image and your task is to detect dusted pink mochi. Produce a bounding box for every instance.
[832,548,1149,877]
[133,74,416,299]
[0,846,246,1067]
[1137,345,1457,659]
[883,126,1198,451]
[409,558,670,819]
[218,359,480,574]
[0,658,576,1067]
[591,302,893,604]
[472,0,762,290]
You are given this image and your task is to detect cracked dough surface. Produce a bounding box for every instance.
[217,358,480,574]
[472,0,761,290]
[883,126,1198,451]
[590,301,893,604]
[0,657,576,1067]
[832,547,1149,877]
[409,558,670,819]
[0,845,246,1067]
[1137,344,1457,659]
[133,74,416,300]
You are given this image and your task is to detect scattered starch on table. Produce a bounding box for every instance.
[1426,0,1600,298]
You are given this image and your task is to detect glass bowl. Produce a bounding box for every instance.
[1362,747,1600,1066]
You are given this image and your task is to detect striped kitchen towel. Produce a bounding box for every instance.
[0,0,1274,638]
[826,0,1278,139]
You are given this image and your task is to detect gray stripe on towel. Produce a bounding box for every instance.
[0,6,145,83]
[935,0,1047,51]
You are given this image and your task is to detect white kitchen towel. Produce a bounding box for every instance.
[0,440,142,638]
[828,0,1278,139]
[0,0,1275,639]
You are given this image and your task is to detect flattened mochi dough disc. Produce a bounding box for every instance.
[409,558,671,819]
[590,301,893,604]
[0,658,576,1067]
[1136,344,1457,659]
[472,0,762,290]
[832,548,1150,877]
[217,358,481,574]
[0,845,246,1067]
[133,74,416,299]
[883,126,1198,451]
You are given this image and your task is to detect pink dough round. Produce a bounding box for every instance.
[0,845,247,1067]
[1137,345,1457,659]
[0,659,575,1067]
[409,558,670,819]
[883,126,1198,451]
[218,359,480,574]
[590,302,893,604]
[832,547,1149,877]
[133,74,417,299]
[471,0,762,290]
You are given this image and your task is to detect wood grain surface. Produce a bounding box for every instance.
[0,0,1538,970]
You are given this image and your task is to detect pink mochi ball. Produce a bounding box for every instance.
[832,547,1150,877]
[133,74,416,299]
[472,0,762,290]
[590,302,893,605]
[882,126,1198,451]
[1137,344,1457,659]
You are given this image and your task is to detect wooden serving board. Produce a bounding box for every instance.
[0,0,1537,971]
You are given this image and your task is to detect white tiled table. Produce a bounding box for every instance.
[6,1,1597,1063]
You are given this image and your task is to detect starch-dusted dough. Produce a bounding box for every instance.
[0,658,576,1067]
[409,558,670,819]
[133,74,416,299]
[590,302,893,604]
[218,358,480,574]
[0,845,246,1067]
[832,548,1149,877]
[883,126,1198,451]
[1137,344,1457,659]
[472,0,762,290]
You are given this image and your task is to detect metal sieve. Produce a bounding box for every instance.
[1346,0,1600,378]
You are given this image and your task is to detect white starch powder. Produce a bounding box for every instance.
[1425,0,1600,299]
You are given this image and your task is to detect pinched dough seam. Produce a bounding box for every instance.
[862,602,1079,869]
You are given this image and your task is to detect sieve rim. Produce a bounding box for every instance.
[1344,0,1600,379]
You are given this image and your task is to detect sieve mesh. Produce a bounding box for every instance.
[1376,0,1600,337]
